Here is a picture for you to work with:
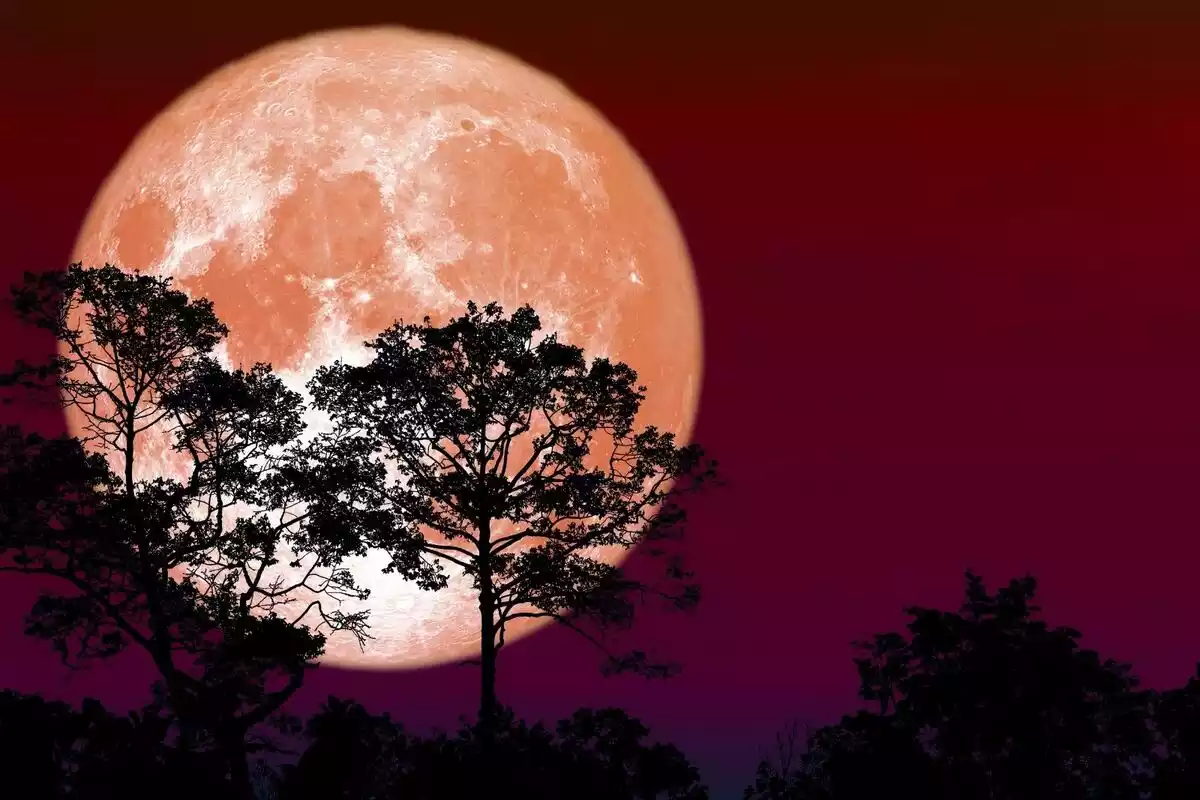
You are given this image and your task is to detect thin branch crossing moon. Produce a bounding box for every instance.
[71,26,703,670]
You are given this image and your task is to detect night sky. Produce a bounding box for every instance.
[4,2,1200,795]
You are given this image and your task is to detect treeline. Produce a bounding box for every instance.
[0,263,715,798]
[9,568,1200,798]
[746,573,1200,800]
[0,692,707,799]
[2,264,1200,798]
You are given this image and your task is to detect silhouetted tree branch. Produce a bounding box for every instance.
[0,264,371,798]
[281,301,717,735]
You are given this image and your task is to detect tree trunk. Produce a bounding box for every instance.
[478,556,498,740]
[476,506,501,745]
[224,733,255,800]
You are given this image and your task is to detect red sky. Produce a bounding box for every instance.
[4,2,1200,794]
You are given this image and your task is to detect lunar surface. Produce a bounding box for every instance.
[71,26,702,669]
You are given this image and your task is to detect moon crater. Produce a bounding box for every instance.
[72,26,702,670]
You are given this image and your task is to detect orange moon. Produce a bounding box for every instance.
[71,26,702,670]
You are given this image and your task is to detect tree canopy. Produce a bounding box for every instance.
[282,300,717,727]
[746,572,1159,800]
[0,264,370,797]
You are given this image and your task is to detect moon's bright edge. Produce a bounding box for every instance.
[71,26,703,670]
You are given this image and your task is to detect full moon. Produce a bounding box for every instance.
[71,26,702,669]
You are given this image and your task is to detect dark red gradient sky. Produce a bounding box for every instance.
[4,2,1200,794]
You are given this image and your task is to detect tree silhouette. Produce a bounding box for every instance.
[278,695,407,799]
[280,697,708,799]
[1152,664,1200,798]
[283,301,716,733]
[743,721,814,800]
[0,264,369,798]
[65,699,232,800]
[550,707,709,800]
[0,689,85,799]
[747,572,1158,799]
[0,689,238,799]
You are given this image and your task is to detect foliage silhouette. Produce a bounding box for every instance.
[6,566,1200,796]
[0,688,87,799]
[17,264,1198,798]
[0,264,370,798]
[281,301,717,732]
[746,571,1160,799]
[279,696,708,799]
[0,688,240,799]
[1152,664,1200,798]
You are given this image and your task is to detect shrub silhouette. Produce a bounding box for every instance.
[1153,664,1200,798]
[280,697,708,799]
[0,690,238,799]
